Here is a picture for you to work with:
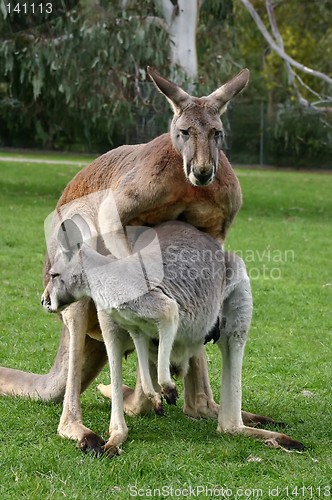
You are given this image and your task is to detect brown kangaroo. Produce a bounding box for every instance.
[0,67,303,454]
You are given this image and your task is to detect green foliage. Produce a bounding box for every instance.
[0,0,170,150]
[270,104,332,168]
[1,157,332,497]
[197,0,237,80]
[229,99,332,168]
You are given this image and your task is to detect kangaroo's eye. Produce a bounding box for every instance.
[180,129,189,136]
[50,273,60,280]
[214,130,223,139]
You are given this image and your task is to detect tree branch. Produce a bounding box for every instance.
[265,0,309,107]
[264,0,331,111]
[240,0,332,86]
[293,72,324,100]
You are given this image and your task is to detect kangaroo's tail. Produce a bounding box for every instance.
[0,326,107,402]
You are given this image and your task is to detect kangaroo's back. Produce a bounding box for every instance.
[57,134,179,206]
[142,221,225,344]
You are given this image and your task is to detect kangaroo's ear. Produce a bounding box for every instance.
[207,68,250,114]
[57,219,83,260]
[147,66,190,116]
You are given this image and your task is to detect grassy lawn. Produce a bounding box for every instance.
[0,157,331,499]
[0,150,96,164]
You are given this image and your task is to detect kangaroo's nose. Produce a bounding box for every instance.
[194,170,213,186]
[41,292,52,312]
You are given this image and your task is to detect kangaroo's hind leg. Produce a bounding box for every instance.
[97,310,129,456]
[128,332,164,415]
[183,346,220,419]
[127,293,179,408]
[183,252,291,429]
[57,300,105,455]
[217,252,304,450]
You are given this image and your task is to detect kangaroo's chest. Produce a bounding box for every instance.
[129,187,226,239]
[129,201,187,226]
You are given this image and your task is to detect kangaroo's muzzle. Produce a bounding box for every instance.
[189,164,215,186]
[41,291,54,313]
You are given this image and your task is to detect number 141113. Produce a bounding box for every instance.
[6,3,53,14]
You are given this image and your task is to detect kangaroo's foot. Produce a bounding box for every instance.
[58,419,105,456]
[161,384,178,406]
[98,383,154,416]
[218,423,305,451]
[242,410,286,428]
[183,393,219,419]
[78,432,106,457]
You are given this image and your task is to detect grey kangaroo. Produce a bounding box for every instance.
[42,219,304,455]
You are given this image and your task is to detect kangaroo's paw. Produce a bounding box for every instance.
[102,425,128,458]
[142,392,165,416]
[162,385,178,406]
[103,442,121,458]
[154,405,166,416]
[78,432,106,457]
[58,419,105,457]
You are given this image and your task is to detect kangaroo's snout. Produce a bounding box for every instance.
[190,165,215,186]
[193,169,214,186]
[41,291,53,313]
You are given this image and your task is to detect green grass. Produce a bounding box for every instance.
[0,158,332,499]
[0,150,97,164]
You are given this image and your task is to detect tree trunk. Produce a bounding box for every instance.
[159,0,199,82]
